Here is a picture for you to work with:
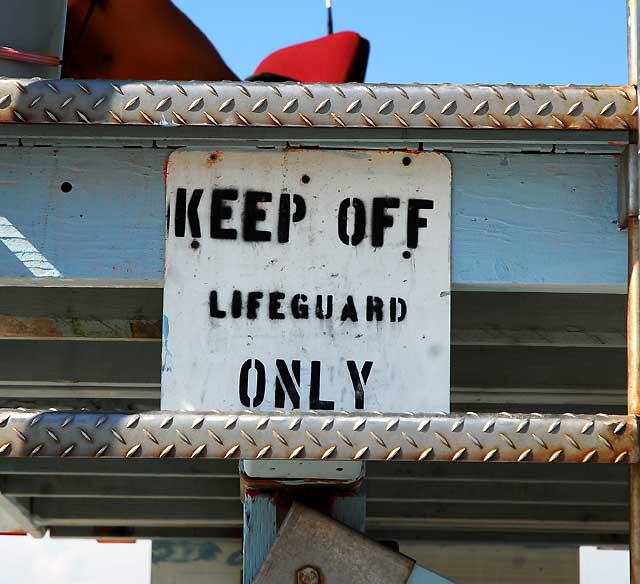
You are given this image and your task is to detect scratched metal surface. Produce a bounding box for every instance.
[0,80,635,130]
[0,410,633,464]
[0,458,627,545]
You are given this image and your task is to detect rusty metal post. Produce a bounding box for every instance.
[627,0,638,85]
[630,2,640,582]
[629,215,640,584]
[631,0,638,86]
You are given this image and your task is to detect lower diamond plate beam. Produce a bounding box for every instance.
[0,411,635,464]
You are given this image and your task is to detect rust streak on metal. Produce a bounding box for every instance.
[207,151,223,165]
[0,316,161,339]
[630,216,640,413]
[0,316,61,338]
[130,321,162,339]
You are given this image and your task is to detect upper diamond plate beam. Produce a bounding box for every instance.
[0,410,635,464]
[0,80,635,130]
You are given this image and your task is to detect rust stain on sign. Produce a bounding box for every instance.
[207,152,222,165]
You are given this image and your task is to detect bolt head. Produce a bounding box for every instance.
[296,565,320,584]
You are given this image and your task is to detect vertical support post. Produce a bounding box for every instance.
[629,215,640,584]
[243,491,276,584]
[629,2,640,582]
[241,461,366,581]
[630,0,638,86]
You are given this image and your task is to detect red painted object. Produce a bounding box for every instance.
[0,46,60,67]
[251,31,370,83]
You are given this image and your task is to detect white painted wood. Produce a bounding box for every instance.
[162,150,451,413]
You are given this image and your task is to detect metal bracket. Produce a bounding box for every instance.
[253,502,452,584]
[241,459,364,483]
[0,493,44,538]
[618,143,638,229]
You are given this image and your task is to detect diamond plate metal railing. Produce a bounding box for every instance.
[0,79,635,130]
[0,410,635,463]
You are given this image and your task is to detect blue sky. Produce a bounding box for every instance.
[174,0,628,85]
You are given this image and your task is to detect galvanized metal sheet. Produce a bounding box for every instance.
[0,410,634,464]
[162,150,451,413]
[0,80,634,130]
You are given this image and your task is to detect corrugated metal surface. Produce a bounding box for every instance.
[0,459,627,545]
[0,287,631,543]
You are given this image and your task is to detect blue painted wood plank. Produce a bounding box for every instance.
[243,492,276,584]
[452,153,625,289]
[0,147,167,280]
[0,148,626,289]
[331,490,366,532]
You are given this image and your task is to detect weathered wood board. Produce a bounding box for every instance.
[0,148,624,290]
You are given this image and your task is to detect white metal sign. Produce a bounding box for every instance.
[162,150,451,413]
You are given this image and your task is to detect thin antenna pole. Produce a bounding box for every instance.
[326,0,334,35]
[630,0,638,85]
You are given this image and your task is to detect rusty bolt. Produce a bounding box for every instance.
[296,565,320,584]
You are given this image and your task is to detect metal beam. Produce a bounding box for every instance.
[0,345,626,399]
[0,458,237,476]
[1,288,628,348]
[0,80,634,131]
[0,410,633,464]
[0,494,44,537]
[0,475,239,499]
[0,386,627,415]
[27,497,242,527]
[0,345,627,412]
[50,526,240,539]
[0,461,626,543]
